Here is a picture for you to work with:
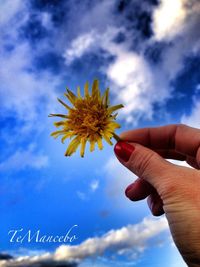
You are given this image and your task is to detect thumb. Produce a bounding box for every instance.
[114,141,175,192]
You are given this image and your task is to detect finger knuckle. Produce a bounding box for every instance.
[130,151,156,178]
[161,169,200,203]
[177,123,187,131]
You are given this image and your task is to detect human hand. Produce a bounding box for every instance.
[114,124,200,267]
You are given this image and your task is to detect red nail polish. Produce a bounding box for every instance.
[114,141,135,162]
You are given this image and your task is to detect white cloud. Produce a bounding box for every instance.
[63,27,120,64]
[0,144,48,172]
[0,0,61,140]
[55,217,168,261]
[76,191,87,201]
[181,99,200,129]
[61,0,200,124]
[2,0,199,134]
[90,179,99,192]
[0,42,59,123]
[0,0,24,26]
[196,84,200,92]
[63,31,97,64]
[107,2,200,124]
[152,0,200,42]
[76,180,99,201]
[0,217,168,266]
[63,27,171,124]
[106,48,171,123]
[152,0,200,79]
[152,0,187,41]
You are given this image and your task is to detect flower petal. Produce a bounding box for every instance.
[50,79,123,157]
[107,104,124,114]
[65,88,77,105]
[49,114,69,118]
[65,137,80,156]
[57,98,71,110]
[80,138,87,157]
[61,132,73,143]
[84,81,90,98]
[90,140,95,152]
[110,113,118,120]
[92,79,100,99]
[102,133,113,145]
[102,88,109,107]
[77,86,82,98]
[97,137,103,150]
[51,130,66,138]
[107,121,121,130]
[54,121,66,127]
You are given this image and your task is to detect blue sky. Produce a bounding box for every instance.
[0,0,200,266]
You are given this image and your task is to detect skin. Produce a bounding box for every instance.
[115,124,200,267]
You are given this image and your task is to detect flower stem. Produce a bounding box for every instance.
[112,132,121,142]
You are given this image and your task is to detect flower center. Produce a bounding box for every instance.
[68,99,108,136]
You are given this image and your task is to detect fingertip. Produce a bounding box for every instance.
[114,141,135,162]
[147,194,164,216]
[125,178,155,201]
[125,183,134,197]
[151,205,165,216]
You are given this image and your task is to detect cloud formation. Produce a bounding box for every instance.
[55,217,168,261]
[181,99,200,128]
[1,0,200,133]
[90,179,99,192]
[61,0,200,123]
[152,0,187,40]
[153,0,200,79]
[107,0,200,123]
[0,144,48,172]
[63,26,171,123]
[0,217,168,266]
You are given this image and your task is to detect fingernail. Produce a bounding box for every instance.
[114,141,135,162]
[125,183,134,196]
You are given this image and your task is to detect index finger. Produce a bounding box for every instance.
[120,124,200,159]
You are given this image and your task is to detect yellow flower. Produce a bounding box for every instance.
[49,79,123,157]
